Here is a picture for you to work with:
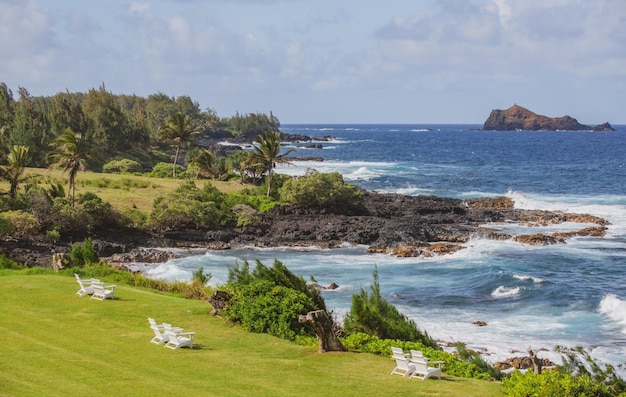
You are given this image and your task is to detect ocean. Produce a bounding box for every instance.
[140,124,626,370]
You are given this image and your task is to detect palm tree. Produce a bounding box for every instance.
[158,112,201,177]
[250,130,294,196]
[188,148,216,179]
[0,145,29,199]
[48,128,90,206]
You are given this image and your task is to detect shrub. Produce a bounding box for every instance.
[223,259,327,341]
[0,210,40,238]
[223,279,318,340]
[149,162,185,178]
[69,238,99,267]
[279,170,364,211]
[343,266,438,348]
[119,206,148,228]
[0,254,24,270]
[502,370,615,397]
[103,158,143,173]
[149,181,232,230]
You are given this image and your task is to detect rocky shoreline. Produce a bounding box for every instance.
[3,191,609,270]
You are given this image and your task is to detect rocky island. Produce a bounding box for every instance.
[482,104,614,131]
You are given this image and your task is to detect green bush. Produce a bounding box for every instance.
[149,162,185,178]
[0,210,40,238]
[502,370,616,397]
[279,170,364,211]
[103,158,143,173]
[149,181,232,230]
[343,266,437,348]
[223,259,327,341]
[0,254,25,270]
[223,279,317,340]
[69,238,99,267]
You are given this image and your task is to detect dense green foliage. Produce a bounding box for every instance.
[68,237,99,267]
[502,370,618,397]
[223,259,326,340]
[279,169,364,210]
[0,82,283,176]
[343,266,438,348]
[102,158,143,173]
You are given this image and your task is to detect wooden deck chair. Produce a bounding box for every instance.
[409,357,443,381]
[164,330,195,350]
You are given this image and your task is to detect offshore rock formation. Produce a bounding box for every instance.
[483,104,614,131]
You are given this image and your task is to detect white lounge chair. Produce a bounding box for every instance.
[163,323,184,333]
[391,347,408,358]
[164,330,195,350]
[390,356,416,377]
[74,273,99,297]
[149,324,169,345]
[148,318,164,330]
[90,281,116,300]
[409,357,443,381]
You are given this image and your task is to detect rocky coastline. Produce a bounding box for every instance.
[2,190,609,270]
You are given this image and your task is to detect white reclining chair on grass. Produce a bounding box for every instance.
[90,281,116,300]
[164,330,195,350]
[391,347,408,358]
[390,356,416,377]
[409,357,443,381]
[149,324,169,345]
[74,273,99,297]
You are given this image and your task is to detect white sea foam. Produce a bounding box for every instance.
[491,286,521,298]
[513,274,546,283]
[599,294,626,334]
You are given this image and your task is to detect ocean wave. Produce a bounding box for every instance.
[491,286,521,298]
[513,274,546,283]
[599,293,626,333]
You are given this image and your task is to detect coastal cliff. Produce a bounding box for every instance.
[482,104,614,131]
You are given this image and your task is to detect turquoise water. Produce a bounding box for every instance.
[140,124,626,368]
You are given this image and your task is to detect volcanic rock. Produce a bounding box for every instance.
[483,104,613,131]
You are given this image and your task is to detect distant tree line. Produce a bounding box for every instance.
[0,82,280,172]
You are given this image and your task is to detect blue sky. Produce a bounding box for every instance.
[1,0,624,124]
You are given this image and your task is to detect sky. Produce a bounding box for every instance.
[1,0,624,124]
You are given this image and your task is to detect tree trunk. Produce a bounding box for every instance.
[299,310,346,353]
[528,347,542,374]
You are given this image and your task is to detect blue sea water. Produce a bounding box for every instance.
[141,124,626,369]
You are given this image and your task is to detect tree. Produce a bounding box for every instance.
[187,147,216,179]
[343,266,438,348]
[250,130,294,196]
[0,145,29,199]
[157,112,201,177]
[48,128,91,206]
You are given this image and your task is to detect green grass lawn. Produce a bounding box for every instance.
[4,168,249,213]
[0,274,504,397]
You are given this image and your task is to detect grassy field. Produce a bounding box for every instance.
[8,168,249,213]
[0,274,505,397]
